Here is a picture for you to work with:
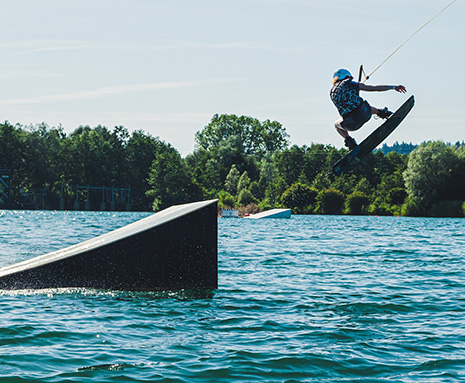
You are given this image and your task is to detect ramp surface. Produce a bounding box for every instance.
[246,208,291,219]
[0,199,218,291]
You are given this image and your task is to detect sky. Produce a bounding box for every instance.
[0,0,463,155]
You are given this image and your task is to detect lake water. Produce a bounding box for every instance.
[0,210,464,382]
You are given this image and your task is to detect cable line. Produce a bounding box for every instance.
[363,0,458,82]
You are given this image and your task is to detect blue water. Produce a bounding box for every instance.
[1,211,465,382]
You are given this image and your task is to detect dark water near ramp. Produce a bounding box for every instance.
[0,211,464,382]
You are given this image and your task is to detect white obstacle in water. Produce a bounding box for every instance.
[246,208,291,219]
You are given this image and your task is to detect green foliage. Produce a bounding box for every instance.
[330,173,358,195]
[354,178,373,195]
[345,191,370,215]
[315,188,345,215]
[224,165,241,195]
[237,171,251,193]
[0,122,160,209]
[273,144,341,188]
[237,189,255,206]
[184,148,222,194]
[281,182,318,213]
[428,200,464,218]
[368,197,391,216]
[258,197,273,212]
[195,114,289,157]
[188,133,260,196]
[311,171,331,191]
[273,145,307,186]
[249,181,260,200]
[404,142,461,213]
[1,116,463,217]
[256,156,277,202]
[385,187,407,206]
[218,191,236,209]
[146,145,204,211]
[400,196,422,217]
[125,130,168,210]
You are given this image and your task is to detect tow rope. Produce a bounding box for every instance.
[360,0,457,82]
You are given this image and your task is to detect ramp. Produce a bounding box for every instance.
[246,208,291,219]
[0,199,218,291]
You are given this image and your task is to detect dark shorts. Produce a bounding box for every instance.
[341,100,372,131]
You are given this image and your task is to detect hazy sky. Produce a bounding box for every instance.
[0,0,463,155]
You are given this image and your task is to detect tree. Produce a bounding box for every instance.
[224,165,240,195]
[256,155,278,202]
[188,135,259,194]
[281,182,318,214]
[260,119,290,153]
[386,187,407,206]
[146,145,204,211]
[237,171,251,194]
[185,147,223,195]
[403,142,460,212]
[354,178,373,196]
[330,173,358,195]
[304,144,337,182]
[195,114,289,157]
[273,145,306,187]
[0,122,26,195]
[62,125,121,187]
[345,191,370,215]
[218,190,235,208]
[5,110,465,218]
[0,122,68,205]
[311,171,331,191]
[124,130,168,210]
[428,200,463,218]
[237,189,255,206]
[315,188,345,215]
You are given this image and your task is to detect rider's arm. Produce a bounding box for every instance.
[359,83,406,93]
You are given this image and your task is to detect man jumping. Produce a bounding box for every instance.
[330,68,406,150]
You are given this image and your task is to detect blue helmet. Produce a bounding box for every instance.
[333,69,352,83]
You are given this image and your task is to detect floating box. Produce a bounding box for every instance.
[246,208,291,219]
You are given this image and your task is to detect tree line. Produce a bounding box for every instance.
[1,115,464,217]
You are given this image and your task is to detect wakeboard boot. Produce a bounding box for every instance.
[344,136,358,150]
[377,107,393,119]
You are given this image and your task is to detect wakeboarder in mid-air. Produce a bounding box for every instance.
[330,68,407,150]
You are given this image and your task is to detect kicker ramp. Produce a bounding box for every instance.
[0,199,218,291]
[246,208,291,219]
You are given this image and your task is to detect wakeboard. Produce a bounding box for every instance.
[332,95,415,176]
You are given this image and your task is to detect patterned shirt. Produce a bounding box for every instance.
[330,78,363,116]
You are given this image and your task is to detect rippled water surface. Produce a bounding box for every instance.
[1,211,465,382]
